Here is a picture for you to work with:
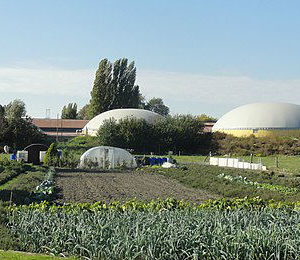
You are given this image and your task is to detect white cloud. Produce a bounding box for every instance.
[1,66,300,117]
[137,70,300,116]
[137,70,300,104]
[0,67,94,97]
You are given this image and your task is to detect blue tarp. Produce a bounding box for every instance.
[149,157,168,166]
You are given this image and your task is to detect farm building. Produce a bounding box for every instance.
[79,146,137,169]
[32,118,88,138]
[83,108,163,136]
[212,102,300,137]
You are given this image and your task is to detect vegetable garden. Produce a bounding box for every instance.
[2,154,300,259]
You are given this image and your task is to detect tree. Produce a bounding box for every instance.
[4,99,26,120]
[110,58,140,109]
[78,104,91,120]
[0,99,45,150]
[197,114,217,122]
[96,115,206,154]
[89,59,112,118]
[61,103,78,119]
[89,58,141,118]
[145,97,170,116]
[97,118,155,153]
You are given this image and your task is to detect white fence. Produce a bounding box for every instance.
[209,157,267,171]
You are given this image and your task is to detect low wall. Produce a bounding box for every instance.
[209,157,267,171]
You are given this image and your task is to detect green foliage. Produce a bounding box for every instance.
[58,135,99,164]
[89,58,141,118]
[4,99,26,120]
[0,161,47,205]
[8,197,300,214]
[97,115,206,154]
[0,99,46,150]
[0,159,32,186]
[97,118,154,153]
[77,104,90,120]
[154,115,206,154]
[33,168,56,202]
[139,164,300,203]
[197,113,217,122]
[7,201,300,259]
[218,173,299,194]
[0,203,19,250]
[61,103,78,119]
[44,143,58,166]
[144,97,170,116]
[212,133,300,156]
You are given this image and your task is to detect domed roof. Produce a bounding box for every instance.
[83,108,163,136]
[213,102,300,130]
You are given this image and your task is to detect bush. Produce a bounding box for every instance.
[44,143,59,166]
[97,115,205,154]
[212,134,300,156]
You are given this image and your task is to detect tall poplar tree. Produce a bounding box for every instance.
[88,58,141,118]
[61,103,78,119]
[89,59,112,118]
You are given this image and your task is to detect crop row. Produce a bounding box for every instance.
[7,207,300,260]
[10,196,300,213]
[217,173,298,194]
[0,160,33,187]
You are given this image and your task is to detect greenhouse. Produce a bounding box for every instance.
[79,146,137,169]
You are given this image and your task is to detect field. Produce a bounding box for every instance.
[3,153,300,259]
[55,161,300,205]
[8,206,300,259]
[56,171,217,203]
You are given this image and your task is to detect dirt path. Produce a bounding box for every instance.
[55,171,218,203]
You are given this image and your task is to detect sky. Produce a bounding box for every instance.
[1,0,300,118]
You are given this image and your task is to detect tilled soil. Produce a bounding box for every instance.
[55,171,218,203]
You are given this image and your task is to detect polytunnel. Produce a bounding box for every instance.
[79,146,137,169]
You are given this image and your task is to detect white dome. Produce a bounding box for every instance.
[213,102,300,131]
[83,108,163,136]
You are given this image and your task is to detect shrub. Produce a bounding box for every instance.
[44,143,59,166]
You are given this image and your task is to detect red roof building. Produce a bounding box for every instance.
[32,118,88,138]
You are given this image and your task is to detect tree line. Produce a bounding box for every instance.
[96,115,211,154]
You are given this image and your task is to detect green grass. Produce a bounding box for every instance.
[173,155,207,163]
[0,250,76,259]
[173,155,300,174]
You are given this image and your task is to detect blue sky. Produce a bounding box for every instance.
[1,0,300,118]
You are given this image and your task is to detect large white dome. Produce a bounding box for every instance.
[83,108,163,136]
[213,102,300,131]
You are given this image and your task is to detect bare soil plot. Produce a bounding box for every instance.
[55,171,218,203]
